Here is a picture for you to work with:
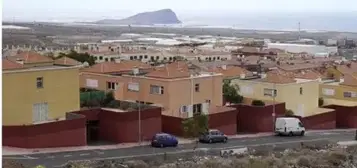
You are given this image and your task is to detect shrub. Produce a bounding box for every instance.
[182,114,208,138]
[285,109,294,116]
[223,80,243,104]
[297,156,312,167]
[251,100,265,106]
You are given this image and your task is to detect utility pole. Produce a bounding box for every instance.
[272,82,276,131]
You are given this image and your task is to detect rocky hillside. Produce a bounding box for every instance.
[95,9,182,25]
[44,144,357,168]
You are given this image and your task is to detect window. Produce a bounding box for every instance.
[86,79,98,88]
[107,82,118,90]
[195,84,200,92]
[150,85,164,95]
[193,104,202,114]
[36,77,43,88]
[263,88,277,97]
[180,106,188,113]
[104,58,108,62]
[299,87,303,95]
[344,91,357,98]
[128,82,140,91]
[144,55,148,59]
[134,56,137,59]
[156,56,159,60]
[130,56,133,60]
[139,55,143,59]
[205,100,211,104]
[99,56,103,60]
[110,58,115,62]
[322,88,335,96]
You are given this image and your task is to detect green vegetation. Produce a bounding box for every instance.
[80,90,150,111]
[182,114,208,138]
[251,100,265,106]
[222,80,243,104]
[285,109,295,116]
[58,50,96,66]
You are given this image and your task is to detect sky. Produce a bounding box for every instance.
[3,0,357,22]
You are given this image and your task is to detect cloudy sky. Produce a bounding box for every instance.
[3,0,357,22]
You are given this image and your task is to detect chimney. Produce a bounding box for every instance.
[261,73,267,78]
[16,58,24,65]
[221,65,227,70]
[240,73,246,79]
[132,67,139,75]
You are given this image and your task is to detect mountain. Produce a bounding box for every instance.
[95,9,181,25]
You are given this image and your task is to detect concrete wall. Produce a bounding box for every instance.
[231,103,286,133]
[3,114,87,148]
[3,67,80,125]
[162,109,238,136]
[76,107,162,143]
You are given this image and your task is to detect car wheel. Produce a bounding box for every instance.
[223,138,228,143]
[288,132,293,136]
[160,144,164,148]
[300,131,305,136]
[208,139,213,143]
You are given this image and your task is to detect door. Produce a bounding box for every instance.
[32,102,49,123]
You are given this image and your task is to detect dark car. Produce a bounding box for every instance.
[199,129,228,143]
[151,133,178,148]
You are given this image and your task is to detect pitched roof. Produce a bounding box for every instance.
[81,60,151,74]
[261,71,297,84]
[10,51,53,64]
[145,62,191,79]
[294,70,322,80]
[341,73,357,87]
[337,62,357,75]
[54,57,82,66]
[2,58,24,70]
[209,66,251,78]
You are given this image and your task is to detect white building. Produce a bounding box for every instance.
[267,43,338,56]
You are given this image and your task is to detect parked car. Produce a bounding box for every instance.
[151,133,178,148]
[199,129,228,143]
[275,117,305,136]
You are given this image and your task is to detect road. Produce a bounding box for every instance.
[3,130,356,168]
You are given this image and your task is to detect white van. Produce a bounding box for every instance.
[275,117,305,136]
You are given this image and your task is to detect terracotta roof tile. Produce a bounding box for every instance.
[81,60,151,74]
[261,71,297,84]
[341,73,357,87]
[293,70,322,80]
[10,51,53,64]
[54,57,82,66]
[337,62,357,75]
[145,62,191,79]
[2,58,24,70]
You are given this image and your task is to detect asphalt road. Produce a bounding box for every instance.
[3,130,356,168]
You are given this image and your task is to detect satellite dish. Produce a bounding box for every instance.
[83,62,89,67]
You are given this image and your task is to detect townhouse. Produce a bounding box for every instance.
[79,61,223,118]
[231,70,333,117]
[3,52,81,125]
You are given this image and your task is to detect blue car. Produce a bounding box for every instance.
[151,133,178,148]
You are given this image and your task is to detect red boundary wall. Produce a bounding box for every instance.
[324,105,357,128]
[3,113,87,148]
[162,109,238,136]
[3,107,162,148]
[231,103,286,133]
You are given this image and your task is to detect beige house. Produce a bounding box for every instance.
[231,71,333,117]
[80,61,223,118]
